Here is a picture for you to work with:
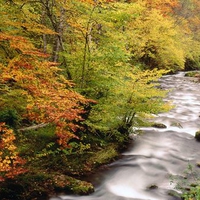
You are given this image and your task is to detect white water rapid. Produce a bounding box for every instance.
[50,72,200,200]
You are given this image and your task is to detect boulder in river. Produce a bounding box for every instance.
[195,131,200,141]
[147,184,158,190]
[152,123,167,129]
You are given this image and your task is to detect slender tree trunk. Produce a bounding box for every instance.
[18,123,49,132]
[52,36,60,62]
[81,6,96,88]
[41,10,47,53]
[62,57,72,80]
[81,34,88,88]
[52,2,65,62]
[40,0,65,62]
[43,34,47,53]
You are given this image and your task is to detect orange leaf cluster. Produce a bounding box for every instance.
[0,33,48,58]
[0,33,96,148]
[145,0,179,15]
[0,123,26,182]
[22,61,92,147]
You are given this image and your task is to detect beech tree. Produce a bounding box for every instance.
[0,0,97,181]
[0,33,94,147]
[173,0,200,69]
[0,1,95,148]
[124,2,185,71]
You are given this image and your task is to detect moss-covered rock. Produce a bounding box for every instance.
[168,190,181,198]
[52,174,94,195]
[170,122,182,128]
[196,162,200,167]
[152,123,167,129]
[195,131,200,141]
[147,184,158,190]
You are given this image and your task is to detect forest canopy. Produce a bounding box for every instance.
[0,0,200,197]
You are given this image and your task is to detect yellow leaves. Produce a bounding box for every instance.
[77,0,114,6]
[5,20,56,35]
[67,19,87,35]
[127,4,185,70]
[0,123,26,181]
[7,144,17,151]
[0,0,56,37]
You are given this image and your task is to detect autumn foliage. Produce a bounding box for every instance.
[145,0,179,15]
[0,1,98,182]
[0,32,94,147]
[0,123,26,181]
[0,0,200,189]
[0,30,96,182]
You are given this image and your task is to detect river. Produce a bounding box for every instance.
[50,72,200,200]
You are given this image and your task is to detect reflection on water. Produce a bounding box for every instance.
[50,72,200,200]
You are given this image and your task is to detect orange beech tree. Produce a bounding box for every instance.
[0,32,95,147]
[0,1,96,181]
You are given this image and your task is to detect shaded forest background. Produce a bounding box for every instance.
[0,0,200,199]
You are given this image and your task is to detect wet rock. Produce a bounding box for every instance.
[170,122,182,128]
[190,183,198,187]
[147,184,158,190]
[195,131,200,141]
[196,162,200,167]
[152,123,167,129]
[168,190,181,198]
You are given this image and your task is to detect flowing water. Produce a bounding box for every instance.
[50,72,200,200]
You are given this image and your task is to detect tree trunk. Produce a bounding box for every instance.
[52,3,65,62]
[18,123,49,132]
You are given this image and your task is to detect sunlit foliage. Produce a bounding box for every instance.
[0,0,200,186]
[0,123,26,181]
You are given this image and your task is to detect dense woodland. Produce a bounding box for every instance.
[1,0,200,199]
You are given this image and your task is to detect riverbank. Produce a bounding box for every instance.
[0,123,131,200]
